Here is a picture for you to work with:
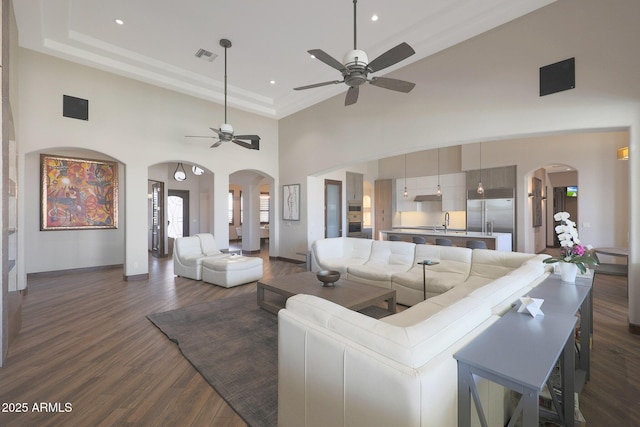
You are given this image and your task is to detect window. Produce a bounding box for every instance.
[260,193,270,224]
[228,191,234,224]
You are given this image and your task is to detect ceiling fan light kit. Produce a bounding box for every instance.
[294,0,416,106]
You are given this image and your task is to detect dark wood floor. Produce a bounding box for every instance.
[0,249,638,426]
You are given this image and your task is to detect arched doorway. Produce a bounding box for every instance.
[148,161,212,258]
[229,170,275,254]
[544,164,578,249]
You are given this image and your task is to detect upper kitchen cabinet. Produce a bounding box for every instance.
[346,172,363,202]
[466,166,517,192]
[396,176,439,211]
[441,172,466,211]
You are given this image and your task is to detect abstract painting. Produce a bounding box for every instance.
[41,154,118,230]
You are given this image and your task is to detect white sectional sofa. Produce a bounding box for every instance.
[279,237,551,427]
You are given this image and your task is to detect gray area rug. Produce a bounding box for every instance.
[147,293,278,427]
[147,292,391,427]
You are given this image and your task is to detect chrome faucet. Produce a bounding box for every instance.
[443,211,450,234]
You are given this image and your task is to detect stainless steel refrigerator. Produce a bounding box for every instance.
[466,189,515,250]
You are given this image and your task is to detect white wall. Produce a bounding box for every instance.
[279,0,640,324]
[17,49,278,282]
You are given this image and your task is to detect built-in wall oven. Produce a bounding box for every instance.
[347,202,363,237]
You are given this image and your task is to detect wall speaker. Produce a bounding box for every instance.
[63,95,89,121]
[540,58,575,96]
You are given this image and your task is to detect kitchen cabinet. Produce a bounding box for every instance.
[396,176,439,211]
[346,172,363,202]
[396,173,466,212]
[441,172,466,211]
[375,179,396,239]
[466,165,516,192]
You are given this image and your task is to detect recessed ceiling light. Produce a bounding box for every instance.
[371,14,379,22]
[115,19,124,25]
[270,80,276,85]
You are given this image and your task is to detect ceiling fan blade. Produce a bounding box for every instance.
[367,42,415,73]
[232,138,260,150]
[185,135,215,138]
[369,77,416,93]
[234,134,261,141]
[210,139,223,148]
[345,86,359,106]
[294,80,343,91]
[308,49,346,72]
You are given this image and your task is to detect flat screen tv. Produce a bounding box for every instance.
[567,186,578,197]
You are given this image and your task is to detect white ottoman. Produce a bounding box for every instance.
[201,254,264,288]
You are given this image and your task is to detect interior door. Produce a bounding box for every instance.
[325,180,342,238]
[150,181,164,258]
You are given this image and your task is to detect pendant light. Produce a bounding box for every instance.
[403,154,408,198]
[173,163,187,181]
[477,143,485,195]
[436,148,442,197]
[192,165,205,176]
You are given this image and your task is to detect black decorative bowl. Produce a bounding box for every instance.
[317,270,341,287]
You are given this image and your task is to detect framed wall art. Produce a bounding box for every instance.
[532,177,542,228]
[41,154,119,230]
[283,184,300,221]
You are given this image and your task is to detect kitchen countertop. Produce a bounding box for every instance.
[381,228,513,251]
[385,228,511,239]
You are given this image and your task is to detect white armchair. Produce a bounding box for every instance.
[172,236,207,280]
[173,234,228,280]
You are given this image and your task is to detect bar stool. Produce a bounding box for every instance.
[388,235,401,241]
[412,236,427,244]
[435,238,452,246]
[466,240,487,249]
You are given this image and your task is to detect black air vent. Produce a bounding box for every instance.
[63,95,88,121]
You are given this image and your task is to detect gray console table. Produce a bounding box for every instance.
[455,273,593,427]
[455,310,576,427]
[527,273,593,390]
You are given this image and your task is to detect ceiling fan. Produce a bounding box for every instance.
[294,0,416,106]
[186,39,260,150]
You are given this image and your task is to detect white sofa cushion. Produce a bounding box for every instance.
[196,233,223,256]
[468,249,537,279]
[381,299,447,327]
[392,245,472,294]
[347,241,415,285]
[312,237,373,273]
[285,293,492,368]
[470,256,551,314]
[174,236,204,266]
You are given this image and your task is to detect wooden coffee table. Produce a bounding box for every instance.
[257,271,396,315]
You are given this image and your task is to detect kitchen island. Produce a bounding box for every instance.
[380,228,512,252]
